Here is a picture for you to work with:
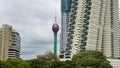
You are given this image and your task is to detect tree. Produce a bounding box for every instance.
[64,60,79,68]
[50,60,79,68]
[28,51,58,68]
[0,61,3,68]
[28,58,51,68]
[37,51,58,60]
[2,58,30,68]
[72,50,113,68]
[50,60,66,68]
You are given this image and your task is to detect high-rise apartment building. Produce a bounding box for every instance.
[64,0,119,58]
[60,0,72,58]
[0,24,20,61]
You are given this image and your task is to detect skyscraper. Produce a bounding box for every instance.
[60,0,72,58]
[65,0,119,58]
[0,24,21,61]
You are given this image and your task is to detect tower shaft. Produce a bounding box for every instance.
[54,33,57,55]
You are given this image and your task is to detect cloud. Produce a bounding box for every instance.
[0,0,60,59]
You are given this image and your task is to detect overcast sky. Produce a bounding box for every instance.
[0,0,61,60]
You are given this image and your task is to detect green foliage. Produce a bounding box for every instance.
[50,60,66,68]
[72,50,113,68]
[0,51,113,68]
[28,59,51,68]
[64,60,79,68]
[37,51,58,61]
[50,60,79,68]
[2,58,30,68]
[0,61,3,68]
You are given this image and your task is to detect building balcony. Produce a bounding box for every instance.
[72,10,77,15]
[81,36,87,41]
[69,31,74,35]
[80,45,86,50]
[83,25,88,30]
[69,26,74,30]
[84,20,89,24]
[73,0,78,5]
[67,37,73,42]
[66,47,71,51]
[84,15,90,20]
[87,7,91,10]
[83,29,88,33]
[85,9,90,13]
[81,34,87,39]
[72,16,76,20]
[86,1,92,5]
[66,43,71,47]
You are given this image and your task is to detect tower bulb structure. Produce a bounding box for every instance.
[52,23,59,55]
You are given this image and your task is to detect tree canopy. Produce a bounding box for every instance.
[37,51,58,60]
[72,50,113,68]
[0,51,113,68]
[2,58,30,68]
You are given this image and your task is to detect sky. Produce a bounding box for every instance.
[0,0,61,60]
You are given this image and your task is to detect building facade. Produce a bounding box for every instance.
[60,0,72,57]
[107,59,120,68]
[59,58,120,68]
[65,0,119,58]
[0,24,20,61]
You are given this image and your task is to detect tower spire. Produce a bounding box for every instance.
[55,8,57,22]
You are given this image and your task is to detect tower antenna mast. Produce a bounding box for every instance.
[55,8,57,23]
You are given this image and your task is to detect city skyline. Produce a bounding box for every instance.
[0,0,120,60]
[0,0,60,60]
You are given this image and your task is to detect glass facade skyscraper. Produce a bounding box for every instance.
[60,0,72,58]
